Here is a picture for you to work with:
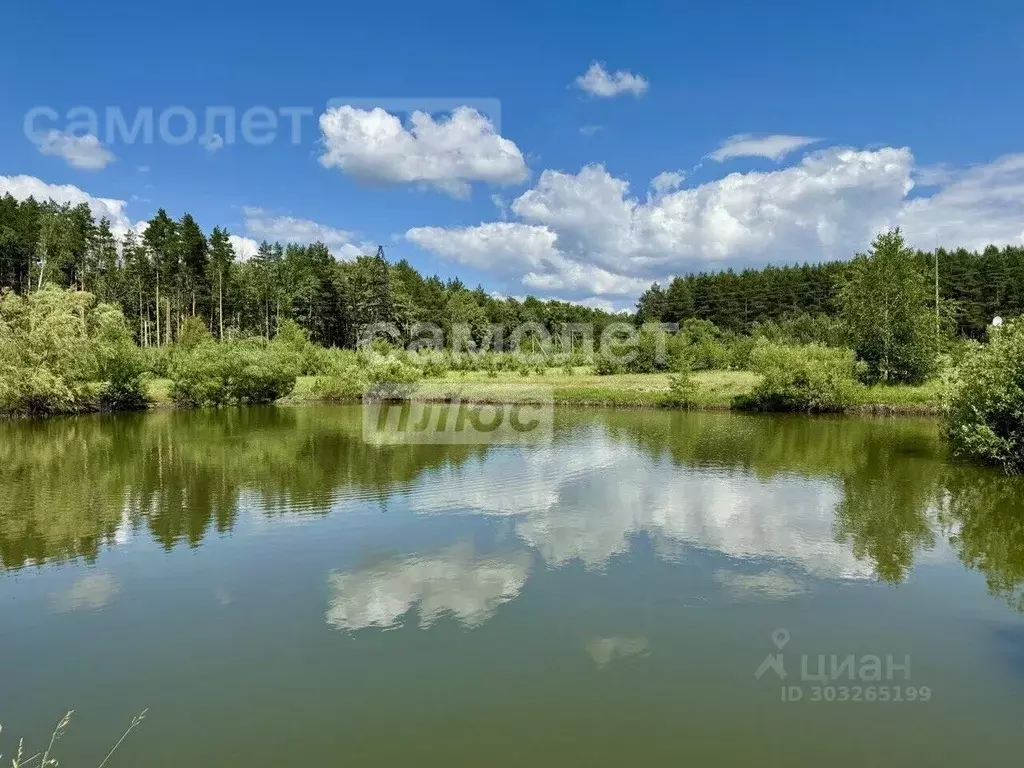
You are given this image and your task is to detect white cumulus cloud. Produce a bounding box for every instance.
[407,222,559,274]
[650,170,686,196]
[0,174,132,230]
[897,153,1024,251]
[228,234,259,261]
[405,146,952,301]
[708,133,819,162]
[318,105,528,198]
[574,62,649,98]
[242,206,365,259]
[34,130,116,171]
[404,146,1024,304]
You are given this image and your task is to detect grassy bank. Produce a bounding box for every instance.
[147,369,943,413]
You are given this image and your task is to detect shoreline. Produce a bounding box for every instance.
[283,393,941,416]
[0,370,945,420]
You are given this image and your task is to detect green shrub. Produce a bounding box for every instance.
[274,319,334,375]
[370,337,395,357]
[419,355,450,379]
[168,343,231,407]
[141,344,175,377]
[93,304,149,410]
[178,316,213,351]
[169,340,299,407]
[665,319,734,371]
[312,366,366,401]
[736,341,864,412]
[688,337,731,370]
[595,326,670,374]
[0,286,147,415]
[319,347,359,374]
[627,326,669,373]
[565,351,591,369]
[662,365,697,409]
[944,319,1024,473]
[752,312,849,348]
[594,351,625,375]
[231,342,300,404]
[726,334,757,369]
[679,318,721,343]
[365,358,422,400]
[840,229,942,384]
[422,358,449,378]
[298,344,332,376]
[498,352,521,371]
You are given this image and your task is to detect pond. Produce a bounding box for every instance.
[1,406,1023,766]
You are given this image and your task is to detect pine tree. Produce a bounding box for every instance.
[143,209,179,344]
[178,213,209,318]
[91,217,120,303]
[348,250,395,336]
[207,227,235,340]
[635,283,667,323]
[663,277,694,324]
[251,241,279,339]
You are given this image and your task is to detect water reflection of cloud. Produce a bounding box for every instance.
[326,543,531,632]
[586,636,650,669]
[407,438,876,580]
[714,568,809,600]
[51,573,119,613]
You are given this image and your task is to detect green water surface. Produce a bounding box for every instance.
[1,406,1022,766]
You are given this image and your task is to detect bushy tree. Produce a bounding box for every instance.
[662,363,697,409]
[178,316,213,351]
[670,319,731,371]
[840,229,942,384]
[0,286,146,414]
[92,302,148,410]
[944,319,1024,472]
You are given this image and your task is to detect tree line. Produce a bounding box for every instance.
[0,195,618,348]
[636,245,1024,339]
[4,191,1021,347]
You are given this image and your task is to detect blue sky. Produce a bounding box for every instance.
[2,0,1023,309]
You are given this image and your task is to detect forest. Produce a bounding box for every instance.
[0,195,616,348]
[634,245,1024,339]
[3,193,1023,346]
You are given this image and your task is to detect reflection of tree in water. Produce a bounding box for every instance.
[0,406,484,569]
[939,467,1024,611]
[0,415,128,569]
[832,435,938,584]
[3,406,1024,609]
[587,409,1015,589]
